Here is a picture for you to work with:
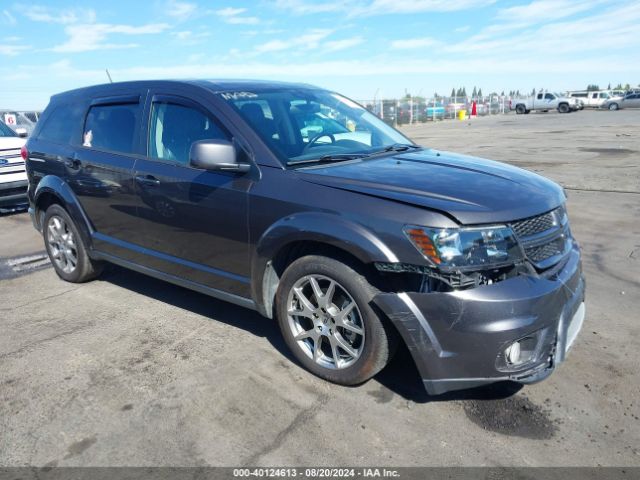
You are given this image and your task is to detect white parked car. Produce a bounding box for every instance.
[0,120,28,208]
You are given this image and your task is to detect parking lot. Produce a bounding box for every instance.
[1,110,638,467]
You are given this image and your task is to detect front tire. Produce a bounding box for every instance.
[276,255,396,386]
[609,103,619,111]
[43,204,103,283]
[558,103,570,113]
[515,104,525,114]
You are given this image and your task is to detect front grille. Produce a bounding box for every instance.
[0,185,27,197]
[512,211,557,237]
[510,207,570,269]
[524,238,566,263]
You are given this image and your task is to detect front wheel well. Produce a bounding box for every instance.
[262,241,387,319]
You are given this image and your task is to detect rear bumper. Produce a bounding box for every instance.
[0,179,28,207]
[373,242,585,395]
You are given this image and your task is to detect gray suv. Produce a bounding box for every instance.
[25,80,585,395]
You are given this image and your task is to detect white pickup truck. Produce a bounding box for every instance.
[512,92,579,114]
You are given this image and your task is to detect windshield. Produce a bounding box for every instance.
[220,89,413,166]
[0,121,17,137]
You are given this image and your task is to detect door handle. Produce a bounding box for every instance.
[135,175,161,186]
[64,157,81,169]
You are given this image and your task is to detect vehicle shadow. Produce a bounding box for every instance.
[101,265,522,404]
[101,265,296,362]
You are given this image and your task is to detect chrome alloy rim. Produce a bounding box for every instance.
[286,275,365,369]
[46,215,78,274]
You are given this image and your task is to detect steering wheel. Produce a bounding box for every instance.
[302,133,335,153]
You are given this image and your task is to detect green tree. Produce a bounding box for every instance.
[451,88,456,98]
[472,86,477,98]
[607,83,611,89]
[624,83,631,90]
[478,88,483,98]
[462,87,467,97]
[586,84,599,91]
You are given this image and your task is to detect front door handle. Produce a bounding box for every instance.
[135,175,161,186]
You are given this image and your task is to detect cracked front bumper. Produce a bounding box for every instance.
[373,243,585,395]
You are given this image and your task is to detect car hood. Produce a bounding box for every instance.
[295,149,565,225]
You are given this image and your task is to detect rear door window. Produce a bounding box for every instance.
[83,103,140,154]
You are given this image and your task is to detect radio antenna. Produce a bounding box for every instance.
[105,69,113,83]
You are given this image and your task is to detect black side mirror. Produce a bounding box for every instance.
[189,139,250,173]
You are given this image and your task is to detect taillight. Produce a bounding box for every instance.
[20,145,28,161]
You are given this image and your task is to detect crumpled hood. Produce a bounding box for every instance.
[296,149,565,225]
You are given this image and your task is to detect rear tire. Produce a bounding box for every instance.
[608,103,619,111]
[515,104,525,114]
[558,103,570,113]
[276,255,396,386]
[43,204,103,283]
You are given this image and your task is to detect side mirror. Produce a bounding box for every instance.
[189,139,250,173]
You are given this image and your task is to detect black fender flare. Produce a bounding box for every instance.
[251,211,399,317]
[32,175,93,248]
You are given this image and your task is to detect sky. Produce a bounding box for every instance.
[1,0,639,109]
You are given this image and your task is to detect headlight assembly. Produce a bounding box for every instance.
[404,225,523,271]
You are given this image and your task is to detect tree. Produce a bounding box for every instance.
[608,83,611,89]
[615,83,623,89]
[461,87,467,97]
[586,84,599,91]
[456,88,463,97]
[472,86,477,98]
[451,88,456,98]
[501,91,505,96]
[531,87,536,95]
[478,88,483,98]
[624,83,631,90]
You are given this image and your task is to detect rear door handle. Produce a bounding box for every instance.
[135,175,160,186]
[63,156,81,169]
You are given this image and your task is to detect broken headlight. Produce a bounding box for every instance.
[404,225,523,271]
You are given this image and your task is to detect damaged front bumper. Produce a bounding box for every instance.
[373,242,585,396]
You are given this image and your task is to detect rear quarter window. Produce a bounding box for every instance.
[38,102,85,144]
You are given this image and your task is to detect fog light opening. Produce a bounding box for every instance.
[504,335,538,367]
[505,341,522,365]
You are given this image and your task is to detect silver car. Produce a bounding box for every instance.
[604,91,640,110]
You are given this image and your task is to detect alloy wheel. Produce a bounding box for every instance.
[286,274,365,369]
[46,215,78,274]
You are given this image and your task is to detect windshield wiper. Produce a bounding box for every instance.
[290,153,368,166]
[381,143,422,153]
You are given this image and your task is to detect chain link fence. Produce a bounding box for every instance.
[355,96,513,126]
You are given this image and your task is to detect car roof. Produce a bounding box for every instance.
[50,79,322,102]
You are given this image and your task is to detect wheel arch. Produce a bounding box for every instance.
[33,175,93,248]
[252,212,398,318]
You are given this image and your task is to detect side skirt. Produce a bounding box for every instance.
[91,250,258,312]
